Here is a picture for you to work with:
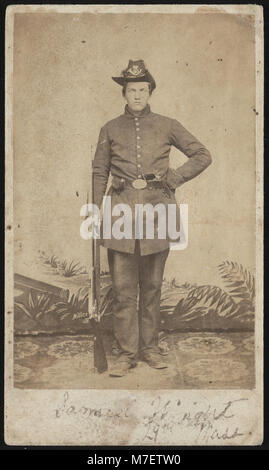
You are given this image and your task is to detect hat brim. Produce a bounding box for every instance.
[112,72,156,91]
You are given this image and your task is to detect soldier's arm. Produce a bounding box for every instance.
[93,124,111,208]
[167,119,212,190]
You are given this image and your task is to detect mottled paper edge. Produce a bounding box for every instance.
[4,3,264,446]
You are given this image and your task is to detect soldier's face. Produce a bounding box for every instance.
[124,82,151,112]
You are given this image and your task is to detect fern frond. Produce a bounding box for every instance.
[218,260,255,308]
[174,284,238,319]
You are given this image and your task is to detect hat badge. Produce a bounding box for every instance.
[127,64,143,76]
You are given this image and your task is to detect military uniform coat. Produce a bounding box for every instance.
[93,104,212,255]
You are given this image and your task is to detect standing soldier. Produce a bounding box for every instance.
[93,60,212,377]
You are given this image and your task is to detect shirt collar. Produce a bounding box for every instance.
[124,104,151,118]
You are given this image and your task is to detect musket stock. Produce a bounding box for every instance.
[88,161,108,373]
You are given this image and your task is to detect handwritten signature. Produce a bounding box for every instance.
[142,396,247,443]
[55,391,133,420]
[54,392,248,444]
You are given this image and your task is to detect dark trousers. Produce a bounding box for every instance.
[108,242,169,360]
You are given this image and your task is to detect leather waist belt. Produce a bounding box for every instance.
[124,178,165,190]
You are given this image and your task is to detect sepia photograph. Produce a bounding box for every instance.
[5,4,263,446]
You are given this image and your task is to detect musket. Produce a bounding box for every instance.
[87,159,108,373]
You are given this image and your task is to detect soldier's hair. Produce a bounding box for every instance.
[122,82,153,97]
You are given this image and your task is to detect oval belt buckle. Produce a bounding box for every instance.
[132,178,147,189]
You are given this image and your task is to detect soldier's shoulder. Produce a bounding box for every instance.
[103,113,126,129]
[150,111,175,124]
